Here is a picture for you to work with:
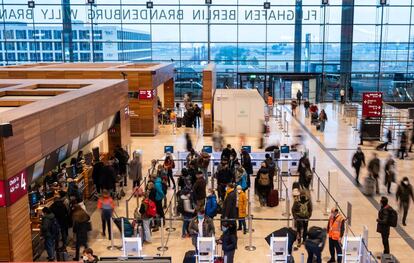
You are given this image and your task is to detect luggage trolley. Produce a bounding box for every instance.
[270,235,289,262]
[343,236,363,263]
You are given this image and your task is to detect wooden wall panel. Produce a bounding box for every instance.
[202,64,216,136]
[7,196,33,262]
[164,78,175,109]
[0,208,10,261]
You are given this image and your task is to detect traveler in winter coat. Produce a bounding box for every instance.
[154,176,166,222]
[367,153,381,195]
[100,160,117,193]
[256,162,271,206]
[216,160,233,201]
[97,190,114,240]
[193,171,207,210]
[241,150,253,188]
[163,154,176,189]
[265,154,276,189]
[396,177,414,226]
[205,189,218,219]
[220,222,238,263]
[234,164,248,191]
[198,151,211,183]
[318,109,328,132]
[384,154,396,194]
[377,196,392,254]
[351,147,366,184]
[50,191,70,249]
[72,204,91,261]
[292,192,313,245]
[223,183,238,220]
[399,131,408,159]
[298,155,312,189]
[237,185,247,234]
[138,193,154,243]
[129,150,143,189]
[180,190,195,238]
[188,210,215,248]
[41,207,58,261]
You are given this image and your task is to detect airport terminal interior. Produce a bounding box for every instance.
[1,0,414,263]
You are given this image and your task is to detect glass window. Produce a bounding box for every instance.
[16,30,27,39]
[79,30,90,40]
[42,42,53,51]
[55,53,63,61]
[5,42,15,51]
[53,30,62,39]
[17,42,28,51]
[42,53,53,61]
[7,53,16,61]
[17,53,28,62]
[80,53,91,61]
[41,30,52,40]
[29,42,40,51]
[4,30,14,39]
[80,42,91,51]
[54,42,62,51]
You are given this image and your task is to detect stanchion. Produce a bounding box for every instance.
[316,177,321,203]
[279,174,285,201]
[323,171,331,216]
[300,253,305,263]
[282,188,290,217]
[244,215,256,251]
[126,200,129,219]
[157,219,168,251]
[166,201,176,232]
[285,121,290,137]
[173,189,178,217]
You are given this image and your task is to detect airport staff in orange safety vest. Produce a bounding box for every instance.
[267,95,273,106]
[327,208,345,263]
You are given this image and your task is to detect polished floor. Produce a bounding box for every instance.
[49,103,414,262]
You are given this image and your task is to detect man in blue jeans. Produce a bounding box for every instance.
[41,207,58,261]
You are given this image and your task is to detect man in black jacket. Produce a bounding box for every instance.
[193,171,207,210]
[216,160,233,201]
[377,196,391,254]
[114,145,129,187]
[367,153,380,194]
[222,183,238,221]
[50,191,70,249]
[396,177,414,226]
[352,147,366,184]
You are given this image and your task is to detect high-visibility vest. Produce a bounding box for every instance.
[328,215,343,240]
[267,96,273,106]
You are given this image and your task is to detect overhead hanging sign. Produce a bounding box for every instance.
[139,90,154,100]
[362,92,383,118]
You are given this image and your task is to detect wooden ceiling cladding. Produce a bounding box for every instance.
[0,63,175,135]
[0,79,129,180]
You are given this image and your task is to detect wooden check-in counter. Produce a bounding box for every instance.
[0,63,175,136]
[0,79,130,262]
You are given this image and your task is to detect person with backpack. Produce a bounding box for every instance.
[97,190,115,240]
[41,207,59,261]
[256,162,271,206]
[318,109,328,132]
[50,191,70,249]
[205,188,218,219]
[198,150,211,183]
[72,204,91,261]
[292,192,313,246]
[178,189,195,238]
[368,153,381,195]
[216,159,233,202]
[304,99,310,118]
[237,185,247,234]
[377,196,397,255]
[265,154,276,189]
[351,147,366,185]
[396,177,414,226]
[327,208,344,263]
[223,183,238,220]
[139,193,157,243]
[163,153,176,189]
[298,155,312,190]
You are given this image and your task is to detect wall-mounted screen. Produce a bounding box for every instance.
[58,144,69,162]
[32,158,46,182]
[70,137,80,155]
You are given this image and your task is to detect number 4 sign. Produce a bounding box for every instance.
[7,170,28,206]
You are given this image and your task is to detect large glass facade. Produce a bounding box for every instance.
[0,0,413,101]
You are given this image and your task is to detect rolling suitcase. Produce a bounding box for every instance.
[376,142,387,151]
[267,189,279,207]
[364,176,376,196]
[183,250,196,263]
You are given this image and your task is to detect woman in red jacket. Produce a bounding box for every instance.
[163,154,176,189]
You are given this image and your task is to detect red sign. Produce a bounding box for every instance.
[7,170,28,205]
[0,181,5,207]
[139,90,154,100]
[362,92,383,118]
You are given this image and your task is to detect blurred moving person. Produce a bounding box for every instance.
[351,147,366,185]
[396,177,414,226]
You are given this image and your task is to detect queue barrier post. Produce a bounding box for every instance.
[166,201,176,232]
[245,190,256,251]
[282,188,290,218]
[173,188,178,217]
[316,177,321,203]
[126,200,129,219]
[279,172,285,201]
[324,171,331,216]
[301,253,305,263]
[285,120,290,137]
[157,218,168,251]
[286,196,291,228]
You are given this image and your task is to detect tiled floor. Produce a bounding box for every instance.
[59,103,414,262]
